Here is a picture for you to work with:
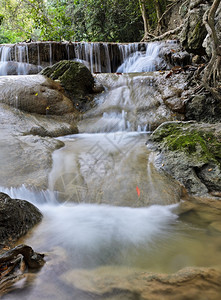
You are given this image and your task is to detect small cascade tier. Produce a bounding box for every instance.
[0,40,184,75]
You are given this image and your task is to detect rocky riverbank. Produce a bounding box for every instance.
[149,121,221,196]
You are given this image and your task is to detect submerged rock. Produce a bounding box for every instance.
[150,121,221,195]
[0,193,42,245]
[41,61,95,112]
[61,266,221,300]
[0,61,42,75]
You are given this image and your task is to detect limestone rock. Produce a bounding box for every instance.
[150,121,221,195]
[41,61,95,111]
[179,2,209,54]
[0,193,42,245]
[0,75,76,115]
[0,103,77,188]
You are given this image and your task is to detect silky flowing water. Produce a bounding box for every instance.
[0,46,221,299]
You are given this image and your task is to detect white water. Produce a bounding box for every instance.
[0,46,11,75]
[16,45,29,75]
[1,42,221,299]
[0,41,168,75]
[0,45,30,75]
[117,42,167,73]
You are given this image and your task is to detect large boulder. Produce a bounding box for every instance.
[0,75,76,115]
[0,102,78,188]
[0,193,42,245]
[179,0,209,54]
[41,61,95,111]
[150,121,221,195]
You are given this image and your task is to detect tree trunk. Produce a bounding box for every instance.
[139,0,150,36]
[155,0,162,21]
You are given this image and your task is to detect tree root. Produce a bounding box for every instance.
[202,0,221,101]
[142,24,183,42]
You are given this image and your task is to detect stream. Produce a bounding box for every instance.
[1,43,221,299]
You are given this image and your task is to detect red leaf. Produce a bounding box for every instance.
[136,186,140,197]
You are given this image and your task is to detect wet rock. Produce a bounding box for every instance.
[0,61,42,75]
[185,94,221,123]
[150,121,221,195]
[0,103,77,188]
[197,163,221,192]
[41,61,95,112]
[160,43,191,67]
[0,75,76,115]
[0,244,45,268]
[61,266,221,300]
[0,193,42,245]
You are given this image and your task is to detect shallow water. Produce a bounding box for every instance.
[0,45,221,298]
[1,132,221,299]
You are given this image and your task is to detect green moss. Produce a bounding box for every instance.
[152,123,221,165]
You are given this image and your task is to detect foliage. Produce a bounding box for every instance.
[0,0,169,43]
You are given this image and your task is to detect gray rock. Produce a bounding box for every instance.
[185,94,221,122]
[0,193,42,245]
[0,103,77,188]
[150,121,221,195]
[179,1,210,54]
[0,61,42,75]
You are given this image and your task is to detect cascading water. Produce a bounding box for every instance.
[0,46,11,75]
[117,42,167,73]
[16,45,29,75]
[0,41,168,75]
[1,40,221,300]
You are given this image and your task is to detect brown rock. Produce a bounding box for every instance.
[0,193,42,245]
[164,97,186,113]
[61,266,221,300]
[0,75,76,115]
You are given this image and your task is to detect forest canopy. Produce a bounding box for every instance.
[0,0,169,43]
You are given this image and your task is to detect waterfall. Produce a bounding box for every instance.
[117,42,167,73]
[117,43,140,63]
[16,45,29,75]
[37,43,41,72]
[0,41,169,75]
[49,43,53,65]
[74,42,106,73]
[103,43,112,73]
[0,46,11,75]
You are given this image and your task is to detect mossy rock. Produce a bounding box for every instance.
[41,61,95,111]
[152,122,221,165]
[151,122,221,194]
